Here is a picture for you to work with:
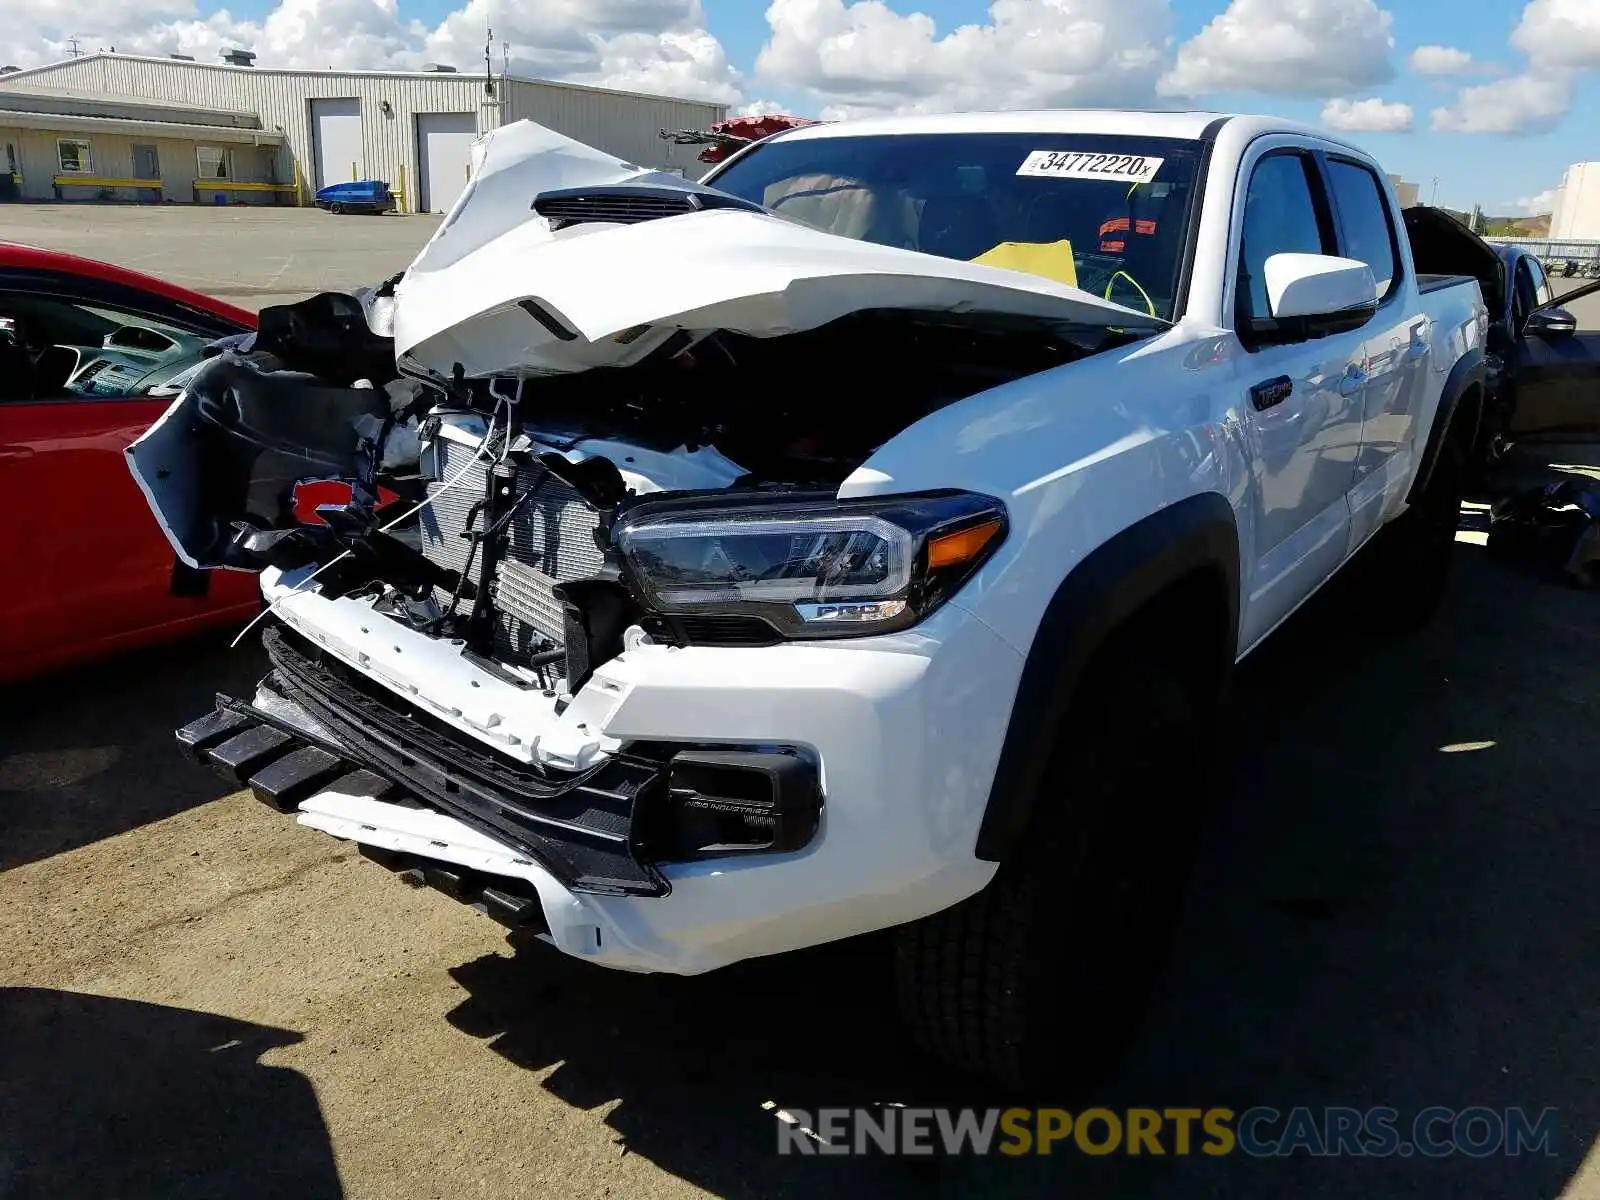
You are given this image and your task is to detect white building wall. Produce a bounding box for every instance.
[1,122,279,201]
[3,54,726,207]
[1550,162,1600,240]
[1386,175,1420,209]
[502,78,723,179]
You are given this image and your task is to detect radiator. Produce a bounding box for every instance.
[418,435,604,660]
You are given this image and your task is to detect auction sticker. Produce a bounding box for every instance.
[1016,150,1165,185]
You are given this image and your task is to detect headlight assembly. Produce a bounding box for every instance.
[613,490,1006,642]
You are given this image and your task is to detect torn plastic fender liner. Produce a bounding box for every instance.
[252,290,400,387]
[127,351,391,571]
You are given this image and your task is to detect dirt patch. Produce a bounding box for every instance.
[1,543,1596,1199]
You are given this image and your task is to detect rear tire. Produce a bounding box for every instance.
[1361,422,1467,633]
[329,202,344,214]
[894,654,1207,1089]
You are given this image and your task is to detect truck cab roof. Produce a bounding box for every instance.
[761,109,1373,155]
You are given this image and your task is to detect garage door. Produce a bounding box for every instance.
[310,98,362,190]
[417,112,477,214]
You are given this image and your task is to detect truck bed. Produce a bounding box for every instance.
[1417,273,1477,295]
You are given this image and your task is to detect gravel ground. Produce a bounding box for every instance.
[2,529,1597,1199]
[1,204,1597,1198]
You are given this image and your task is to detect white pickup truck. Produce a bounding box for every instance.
[131,109,1488,1086]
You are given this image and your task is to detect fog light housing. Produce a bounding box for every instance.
[658,749,821,860]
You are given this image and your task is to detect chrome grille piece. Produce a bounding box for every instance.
[418,435,603,651]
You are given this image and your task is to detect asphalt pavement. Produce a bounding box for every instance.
[2,204,441,310]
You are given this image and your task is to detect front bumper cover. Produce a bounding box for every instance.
[179,624,820,900]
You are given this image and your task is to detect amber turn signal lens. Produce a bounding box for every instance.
[926,517,1004,570]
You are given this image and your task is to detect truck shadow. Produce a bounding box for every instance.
[443,543,1598,1198]
[0,987,341,1199]
[0,632,267,871]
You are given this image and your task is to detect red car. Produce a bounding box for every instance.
[0,244,263,682]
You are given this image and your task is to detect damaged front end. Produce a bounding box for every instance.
[130,118,1163,902]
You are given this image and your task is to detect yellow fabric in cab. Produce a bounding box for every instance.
[969,240,1079,290]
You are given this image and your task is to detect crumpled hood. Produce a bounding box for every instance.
[392,120,1166,380]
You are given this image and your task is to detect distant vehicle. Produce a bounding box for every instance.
[314,181,395,215]
[0,243,262,683]
[1408,213,1600,468]
[659,113,820,164]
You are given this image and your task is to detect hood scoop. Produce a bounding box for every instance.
[532,184,766,231]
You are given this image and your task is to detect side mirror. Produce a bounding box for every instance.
[1527,306,1578,339]
[1265,253,1379,320]
[1244,253,1379,347]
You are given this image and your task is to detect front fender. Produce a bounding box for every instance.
[974,492,1240,862]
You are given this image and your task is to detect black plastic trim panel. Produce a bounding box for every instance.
[974,493,1240,862]
[1407,345,1485,503]
[257,625,671,896]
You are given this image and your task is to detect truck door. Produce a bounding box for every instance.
[1321,155,1429,549]
[1230,146,1368,649]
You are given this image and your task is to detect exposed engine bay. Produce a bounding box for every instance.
[129,284,1130,695]
[127,118,1167,713]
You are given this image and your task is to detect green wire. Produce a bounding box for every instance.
[1104,270,1156,317]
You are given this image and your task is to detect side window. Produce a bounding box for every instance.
[0,285,242,404]
[1528,256,1553,308]
[56,138,92,175]
[1512,260,1538,333]
[1326,159,1400,300]
[197,146,231,181]
[1238,153,1330,325]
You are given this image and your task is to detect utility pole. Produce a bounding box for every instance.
[1430,176,1441,206]
[483,26,495,98]
[66,36,82,58]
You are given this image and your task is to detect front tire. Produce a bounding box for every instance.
[895,655,1207,1089]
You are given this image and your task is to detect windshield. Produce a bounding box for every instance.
[706,131,1205,322]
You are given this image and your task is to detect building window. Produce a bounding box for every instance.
[197,146,231,180]
[57,139,92,175]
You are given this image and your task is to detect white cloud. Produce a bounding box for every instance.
[1321,96,1413,132]
[0,0,743,103]
[1407,44,1473,76]
[1430,71,1573,134]
[1512,0,1600,69]
[735,98,790,117]
[755,0,1174,116]
[1160,0,1395,98]
[1508,186,1558,215]
[425,0,741,102]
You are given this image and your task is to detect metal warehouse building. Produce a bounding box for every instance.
[0,51,726,212]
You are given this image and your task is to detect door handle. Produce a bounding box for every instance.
[1338,367,1367,396]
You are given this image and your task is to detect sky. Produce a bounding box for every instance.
[4,0,1596,216]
